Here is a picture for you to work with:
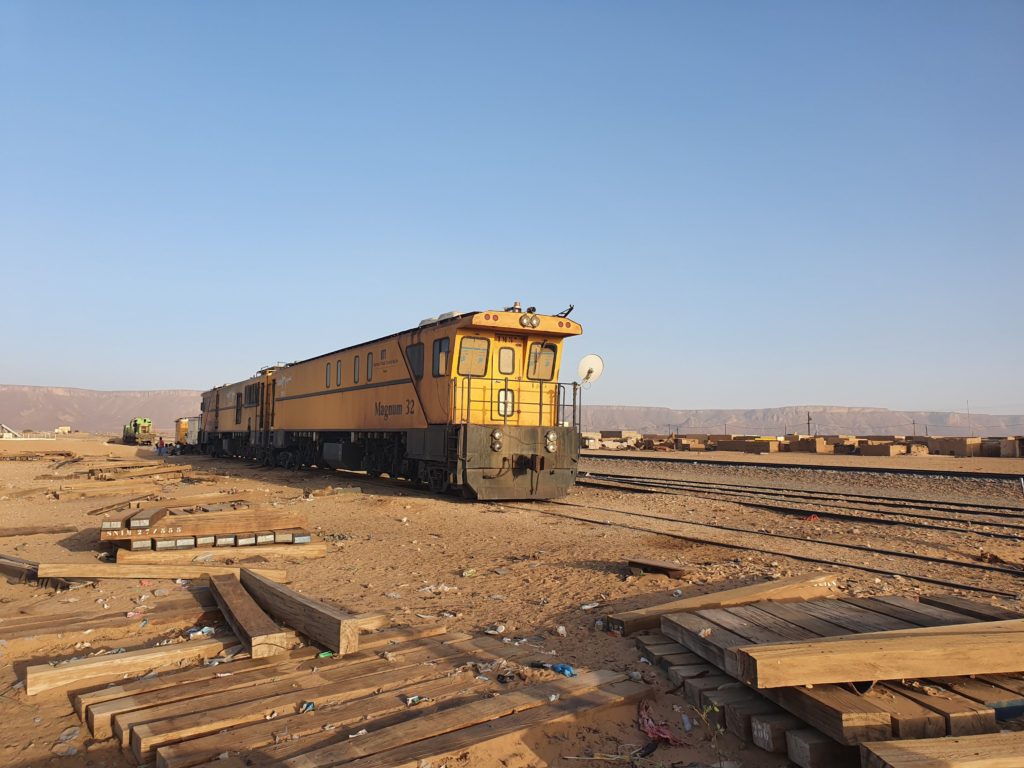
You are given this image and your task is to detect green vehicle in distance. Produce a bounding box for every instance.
[122,417,155,446]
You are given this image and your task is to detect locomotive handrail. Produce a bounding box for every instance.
[448,377,579,428]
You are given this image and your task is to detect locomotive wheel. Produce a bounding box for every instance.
[427,467,449,494]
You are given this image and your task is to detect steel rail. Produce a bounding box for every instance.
[580,474,1024,531]
[578,477,1024,542]
[508,501,1020,598]
[581,450,1024,482]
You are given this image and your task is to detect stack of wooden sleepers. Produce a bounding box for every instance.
[4,456,203,501]
[51,459,200,499]
[14,568,645,767]
[0,449,74,462]
[97,503,318,554]
[618,574,1024,767]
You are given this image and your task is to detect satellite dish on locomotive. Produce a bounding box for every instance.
[577,354,604,384]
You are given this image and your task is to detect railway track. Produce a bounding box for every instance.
[581,450,1024,482]
[509,499,1022,598]
[198,456,1023,598]
[582,470,1024,514]
[578,472,1024,542]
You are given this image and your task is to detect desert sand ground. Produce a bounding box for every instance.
[0,436,1022,767]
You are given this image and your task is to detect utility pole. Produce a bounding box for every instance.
[967,400,973,436]
[806,412,812,436]
[912,419,916,437]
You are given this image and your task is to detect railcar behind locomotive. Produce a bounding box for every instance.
[199,303,585,499]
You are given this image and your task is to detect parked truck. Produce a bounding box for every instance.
[122,417,155,445]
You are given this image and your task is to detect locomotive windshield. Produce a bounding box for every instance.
[527,342,557,380]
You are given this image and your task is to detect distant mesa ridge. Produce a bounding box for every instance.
[581,404,1024,438]
[0,384,202,433]
[1,385,1020,437]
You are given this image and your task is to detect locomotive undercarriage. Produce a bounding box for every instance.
[201,424,576,499]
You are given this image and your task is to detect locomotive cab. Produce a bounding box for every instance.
[413,307,582,499]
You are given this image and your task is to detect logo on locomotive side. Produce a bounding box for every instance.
[375,401,405,420]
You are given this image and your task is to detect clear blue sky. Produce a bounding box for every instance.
[2,2,1022,413]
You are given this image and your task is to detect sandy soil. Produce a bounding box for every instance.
[0,437,1022,767]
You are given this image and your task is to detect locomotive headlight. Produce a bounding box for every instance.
[519,314,531,327]
[545,442,557,452]
[491,429,503,441]
[529,315,541,327]
[491,440,503,452]
[545,430,557,442]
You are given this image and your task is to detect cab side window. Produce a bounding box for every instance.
[457,337,489,377]
[432,337,450,377]
[406,343,424,379]
[353,354,360,384]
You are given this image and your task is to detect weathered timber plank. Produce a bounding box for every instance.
[133,494,252,511]
[861,596,982,627]
[276,671,626,768]
[696,606,808,646]
[127,507,169,529]
[918,595,1024,622]
[726,604,822,641]
[662,651,704,668]
[702,687,759,730]
[111,638,470,746]
[122,651,462,752]
[239,568,357,654]
[78,647,320,729]
[245,681,648,768]
[0,524,77,537]
[927,676,1024,720]
[786,727,858,768]
[797,599,916,633]
[684,675,738,706]
[667,664,718,686]
[870,685,947,739]
[888,681,997,736]
[760,685,893,745]
[724,695,781,742]
[36,563,288,581]
[860,731,1024,768]
[130,641,541,762]
[154,673,489,768]
[357,623,447,650]
[25,637,235,696]
[99,510,307,542]
[605,572,840,634]
[2,604,220,643]
[208,574,290,658]
[80,629,445,729]
[750,600,852,637]
[661,610,749,669]
[733,619,1024,689]
[752,712,805,753]
[637,639,688,658]
[87,495,155,516]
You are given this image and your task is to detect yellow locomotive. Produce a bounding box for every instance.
[199,303,584,499]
